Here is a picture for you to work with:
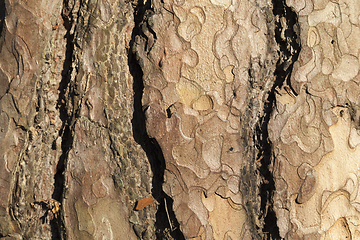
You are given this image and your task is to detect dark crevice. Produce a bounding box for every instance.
[0,0,8,97]
[257,0,301,239]
[128,1,185,239]
[130,0,163,203]
[50,0,78,239]
[273,0,301,93]
[0,0,5,39]
[156,194,185,239]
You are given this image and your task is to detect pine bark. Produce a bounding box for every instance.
[1,0,360,239]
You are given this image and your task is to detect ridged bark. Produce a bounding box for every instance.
[1,0,360,239]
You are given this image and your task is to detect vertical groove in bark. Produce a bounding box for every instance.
[130,0,164,203]
[255,0,300,239]
[256,95,279,239]
[273,0,301,91]
[0,0,157,238]
[235,7,279,240]
[132,0,286,238]
[49,0,78,238]
[239,0,301,239]
[129,1,185,238]
[0,0,5,45]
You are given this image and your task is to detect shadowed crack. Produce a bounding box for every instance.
[256,0,301,239]
[0,0,5,42]
[273,0,301,93]
[50,0,80,238]
[128,1,185,239]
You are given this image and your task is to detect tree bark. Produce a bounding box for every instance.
[0,0,156,239]
[1,0,360,239]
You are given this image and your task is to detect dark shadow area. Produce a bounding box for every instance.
[0,0,9,98]
[273,0,301,94]
[155,195,186,239]
[0,0,5,38]
[256,0,301,239]
[50,0,78,239]
[129,0,164,205]
[128,1,185,239]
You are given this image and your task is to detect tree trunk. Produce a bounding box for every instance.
[0,0,359,239]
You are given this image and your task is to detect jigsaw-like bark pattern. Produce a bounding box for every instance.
[2,0,360,239]
[271,0,360,239]
[135,0,279,239]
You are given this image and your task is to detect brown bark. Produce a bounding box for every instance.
[0,0,156,239]
[1,0,360,239]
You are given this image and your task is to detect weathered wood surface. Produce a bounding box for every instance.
[1,0,360,239]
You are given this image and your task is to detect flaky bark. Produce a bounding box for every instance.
[1,0,360,239]
[271,0,360,239]
[0,0,155,239]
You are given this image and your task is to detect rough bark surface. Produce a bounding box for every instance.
[0,0,156,239]
[272,0,360,239]
[134,0,279,239]
[1,0,360,239]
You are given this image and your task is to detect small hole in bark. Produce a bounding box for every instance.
[166,106,172,118]
[340,110,344,117]
[166,104,175,118]
[52,141,56,150]
[28,131,33,142]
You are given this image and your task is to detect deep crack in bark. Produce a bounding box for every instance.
[50,0,79,238]
[0,0,5,44]
[257,0,301,239]
[129,1,185,239]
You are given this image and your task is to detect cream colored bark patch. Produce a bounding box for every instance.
[321,217,351,240]
[308,2,341,27]
[202,192,247,240]
[210,0,231,8]
[331,54,359,82]
[176,77,203,106]
[223,65,234,83]
[290,107,360,238]
[192,95,213,111]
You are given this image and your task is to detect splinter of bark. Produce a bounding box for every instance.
[164,197,173,231]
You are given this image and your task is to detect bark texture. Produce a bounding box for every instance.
[1,0,360,239]
[134,0,279,238]
[0,0,156,239]
[271,0,360,239]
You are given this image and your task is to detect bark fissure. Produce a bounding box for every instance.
[0,0,5,49]
[49,1,79,238]
[256,0,301,239]
[273,0,301,92]
[129,1,185,239]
